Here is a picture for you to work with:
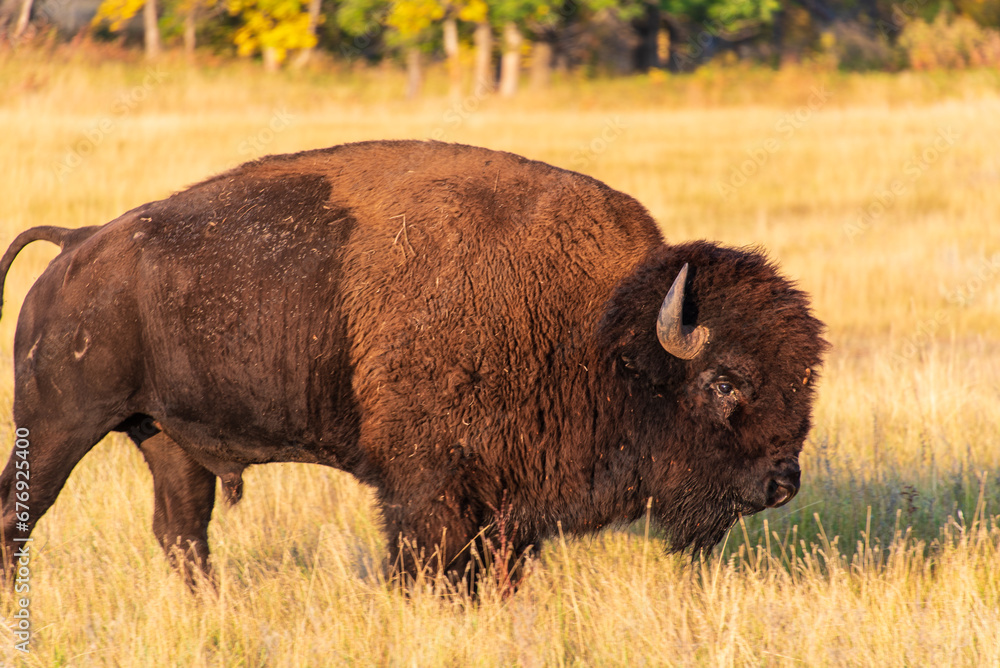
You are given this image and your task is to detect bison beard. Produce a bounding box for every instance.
[0,141,827,593]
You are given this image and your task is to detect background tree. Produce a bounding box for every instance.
[442,7,460,97]
[75,0,1000,81]
[168,0,222,59]
[386,0,444,97]
[227,0,317,70]
[0,0,35,42]
[631,0,661,70]
[145,0,161,56]
[93,0,163,58]
[948,0,1000,26]
[291,0,324,66]
[440,0,488,98]
[472,18,492,89]
[0,0,18,38]
[336,0,388,59]
[658,0,780,70]
[525,1,562,89]
[180,0,199,57]
[493,0,556,96]
[498,19,521,95]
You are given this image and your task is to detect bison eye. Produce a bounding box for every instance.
[714,381,735,396]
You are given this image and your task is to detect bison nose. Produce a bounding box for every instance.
[764,462,800,508]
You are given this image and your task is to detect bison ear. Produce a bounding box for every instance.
[656,263,709,360]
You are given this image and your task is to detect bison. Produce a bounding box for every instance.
[0,140,826,590]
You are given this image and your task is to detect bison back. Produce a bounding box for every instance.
[106,141,664,478]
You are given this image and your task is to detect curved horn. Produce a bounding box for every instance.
[656,263,709,360]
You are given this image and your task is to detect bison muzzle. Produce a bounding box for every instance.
[0,140,827,591]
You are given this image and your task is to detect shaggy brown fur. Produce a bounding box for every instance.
[0,141,827,590]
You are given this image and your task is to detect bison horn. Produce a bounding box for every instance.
[656,263,709,360]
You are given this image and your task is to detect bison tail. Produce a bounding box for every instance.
[0,225,95,320]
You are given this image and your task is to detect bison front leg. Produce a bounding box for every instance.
[380,492,494,595]
[137,433,217,587]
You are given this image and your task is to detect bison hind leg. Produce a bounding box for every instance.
[119,414,245,509]
[135,432,217,588]
[0,420,111,581]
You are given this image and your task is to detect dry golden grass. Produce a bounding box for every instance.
[0,51,998,666]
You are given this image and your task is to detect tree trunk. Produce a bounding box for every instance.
[498,21,522,98]
[13,0,32,39]
[529,38,552,90]
[443,16,461,101]
[406,46,422,99]
[263,46,280,72]
[473,21,493,93]
[770,8,786,69]
[143,0,161,60]
[183,1,197,61]
[0,0,17,37]
[664,15,686,72]
[633,2,660,71]
[292,0,322,69]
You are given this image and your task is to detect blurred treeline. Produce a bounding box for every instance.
[1,0,999,94]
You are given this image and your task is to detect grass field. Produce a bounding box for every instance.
[0,49,999,666]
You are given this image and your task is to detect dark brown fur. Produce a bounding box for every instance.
[0,141,827,590]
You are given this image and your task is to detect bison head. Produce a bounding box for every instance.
[598,240,828,551]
